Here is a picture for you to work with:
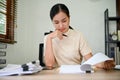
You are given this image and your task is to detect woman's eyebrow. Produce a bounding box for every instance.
[53,17,66,22]
[62,17,67,20]
[53,20,58,22]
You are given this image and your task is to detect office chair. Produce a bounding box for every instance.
[39,31,52,67]
[39,43,45,67]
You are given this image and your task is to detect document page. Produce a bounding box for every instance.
[82,53,112,65]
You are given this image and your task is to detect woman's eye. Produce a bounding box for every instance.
[54,21,59,24]
[62,20,67,23]
[55,22,59,24]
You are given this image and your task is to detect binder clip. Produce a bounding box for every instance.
[80,64,92,73]
[21,64,29,71]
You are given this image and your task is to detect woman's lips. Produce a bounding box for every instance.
[59,29,65,32]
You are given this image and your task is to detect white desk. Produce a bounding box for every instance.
[0,68,120,80]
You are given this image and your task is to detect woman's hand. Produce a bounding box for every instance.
[95,60,115,70]
[48,30,63,40]
[103,60,115,70]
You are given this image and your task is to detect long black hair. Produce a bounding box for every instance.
[50,3,73,29]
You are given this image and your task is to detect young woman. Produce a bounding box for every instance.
[44,3,115,70]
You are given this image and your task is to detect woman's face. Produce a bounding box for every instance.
[52,11,70,33]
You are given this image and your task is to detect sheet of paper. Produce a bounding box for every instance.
[59,65,83,73]
[114,65,120,70]
[59,65,94,74]
[83,53,112,65]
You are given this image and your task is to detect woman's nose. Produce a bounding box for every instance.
[59,23,63,28]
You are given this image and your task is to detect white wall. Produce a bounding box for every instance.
[6,0,116,64]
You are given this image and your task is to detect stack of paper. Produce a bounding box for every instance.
[114,65,120,70]
[0,60,43,76]
[59,65,94,74]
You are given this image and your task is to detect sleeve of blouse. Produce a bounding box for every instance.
[79,32,92,56]
[43,35,48,57]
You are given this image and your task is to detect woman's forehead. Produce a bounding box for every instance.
[53,12,68,21]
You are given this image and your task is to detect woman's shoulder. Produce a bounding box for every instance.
[44,34,49,42]
[71,29,83,36]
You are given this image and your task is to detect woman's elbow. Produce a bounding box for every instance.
[45,59,55,69]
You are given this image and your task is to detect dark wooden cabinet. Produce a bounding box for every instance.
[116,0,120,16]
[116,0,120,30]
[104,9,120,64]
[104,1,120,64]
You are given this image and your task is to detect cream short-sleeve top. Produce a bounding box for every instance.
[44,29,92,66]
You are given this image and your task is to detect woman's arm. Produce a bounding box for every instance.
[44,36,55,69]
[44,30,63,69]
[83,53,93,61]
[84,53,115,70]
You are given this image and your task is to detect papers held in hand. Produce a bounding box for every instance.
[59,53,112,74]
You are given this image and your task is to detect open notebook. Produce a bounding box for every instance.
[59,53,112,74]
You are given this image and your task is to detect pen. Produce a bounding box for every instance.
[62,34,67,37]
[49,31,67,37]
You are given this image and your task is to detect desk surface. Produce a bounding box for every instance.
[0,68,120,80]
